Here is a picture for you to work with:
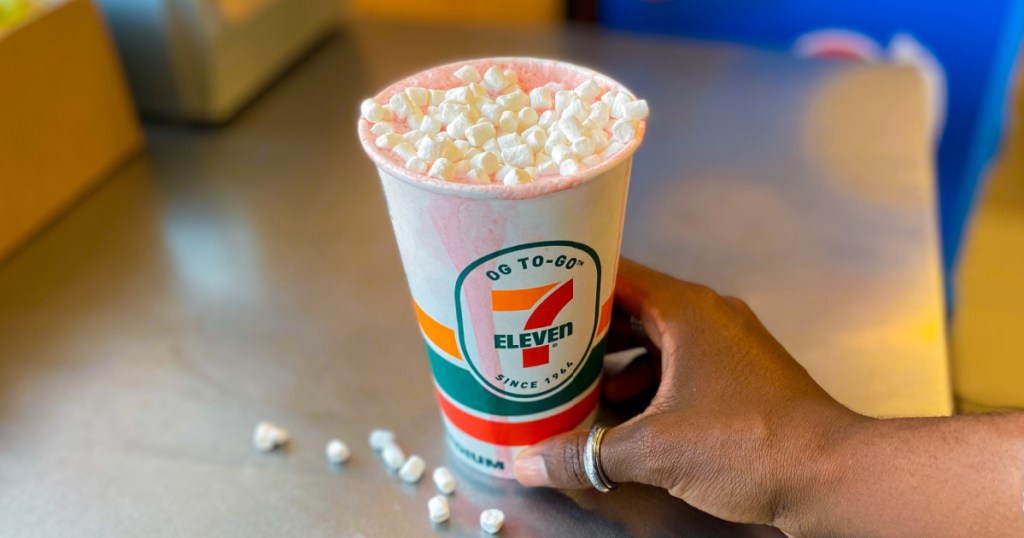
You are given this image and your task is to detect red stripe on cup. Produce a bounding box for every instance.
[435,384,600,446]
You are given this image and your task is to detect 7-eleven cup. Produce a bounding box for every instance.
[358,58,646,478]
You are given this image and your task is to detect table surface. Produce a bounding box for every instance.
[0,21,950,537]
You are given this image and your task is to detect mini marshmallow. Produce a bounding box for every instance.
[417,137,443,161]
[611,91,632,119]
[469,82,488,100]
[561,98,588,122]
[559,158,581,176]
[574,79,602,101]
[441,140,463,162]
[406,113,424,131]
[554,90,574,115]
[465,122,496,147]
[405,87,429,107]
[470,151,500,174]
[502,144,535,168]
[370,121,394,136]
[398,455,426,483]
[326,439,351,464]
[545,130,568,152]
[537,153,559,175]
[480,509,505,534]
[549,144,572,164]
[453,65,481,83]
[518,107,538,129]
[428,495,450,524]
[403,130,425,144]
[602,141,625,160]
[360,98,391,122]
[389,92,418,119]
[529,86,554,110]
[482,137,500,153]
[454,159,471,175]
[503,68,518,86]
[369,429,396,451]
[496,89,528,111]
[498,110,518,134]
[590,129,610,151]
[611,118,638,142]
[479,102,504,123]
[522,126,547,151]
[537,109,556,128]
[381,442,406,470]
[571,137,596,158]
[438,102,470,124]
[428,158,455,181]
[600,90,618,107]
[496,133,521,150]
[582,154,600,167]
[393,142,417,161]
[252,422,289,452]
[444,86,472,104]
[375,133,403,149]
[447,114,473,140]
[463,147,482,160]
[466,168,490,182]
[406,156,428,174]
[496,164,514,182]
[583,101,610,130]
[621,99,649,120]
[454,139,472,152]
[428,89,446,106]
[433,466,457,495]
[557,116,585,141]
[501,167,531,185]
[524,166,538,179]
[482,66,510,92]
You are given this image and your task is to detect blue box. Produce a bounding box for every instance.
[599,0,1024,282]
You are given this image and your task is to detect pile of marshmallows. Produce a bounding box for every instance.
[253,422,504,534]
[361,64,648,185]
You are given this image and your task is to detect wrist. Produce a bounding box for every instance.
[771,403,875,536]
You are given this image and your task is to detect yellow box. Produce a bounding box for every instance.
[0,0,142,261]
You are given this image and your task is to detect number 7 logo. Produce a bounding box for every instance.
[491,280,574,368]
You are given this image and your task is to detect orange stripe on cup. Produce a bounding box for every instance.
[491,282,558,312]
[435,384,600,446]
[597,297,613,336]
[413,301,462,360]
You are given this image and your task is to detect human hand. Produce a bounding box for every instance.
[513,258,864,528]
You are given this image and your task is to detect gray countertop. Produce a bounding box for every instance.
[0,21,949,537]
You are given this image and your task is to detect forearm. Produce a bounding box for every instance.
[782,413,1024,537]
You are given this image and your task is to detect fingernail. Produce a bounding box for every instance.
[513,455,549,487]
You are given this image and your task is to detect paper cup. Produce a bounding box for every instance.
[359,58,646,478]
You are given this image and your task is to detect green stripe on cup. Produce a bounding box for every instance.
[425,337,605,417]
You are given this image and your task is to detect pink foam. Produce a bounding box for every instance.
[357,57,646,200]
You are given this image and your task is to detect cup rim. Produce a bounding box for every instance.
[357,57,646,200]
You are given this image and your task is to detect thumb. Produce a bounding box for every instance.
[513,422,643,489]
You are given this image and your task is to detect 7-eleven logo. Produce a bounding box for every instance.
[455,241,600,399]
[491,280,574,368]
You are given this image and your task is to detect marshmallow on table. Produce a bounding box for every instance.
[326,439,351,464]
[433,466,457,494]
[398,455,426,483]
[252,422,289,452]
[480,509,505,534]
[369,429,395,451]
[428,495,450,524]
[381,443,405,471]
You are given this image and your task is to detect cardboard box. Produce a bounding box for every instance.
[0,0,143,262]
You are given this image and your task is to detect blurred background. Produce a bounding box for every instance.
[0,0,1021,414]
